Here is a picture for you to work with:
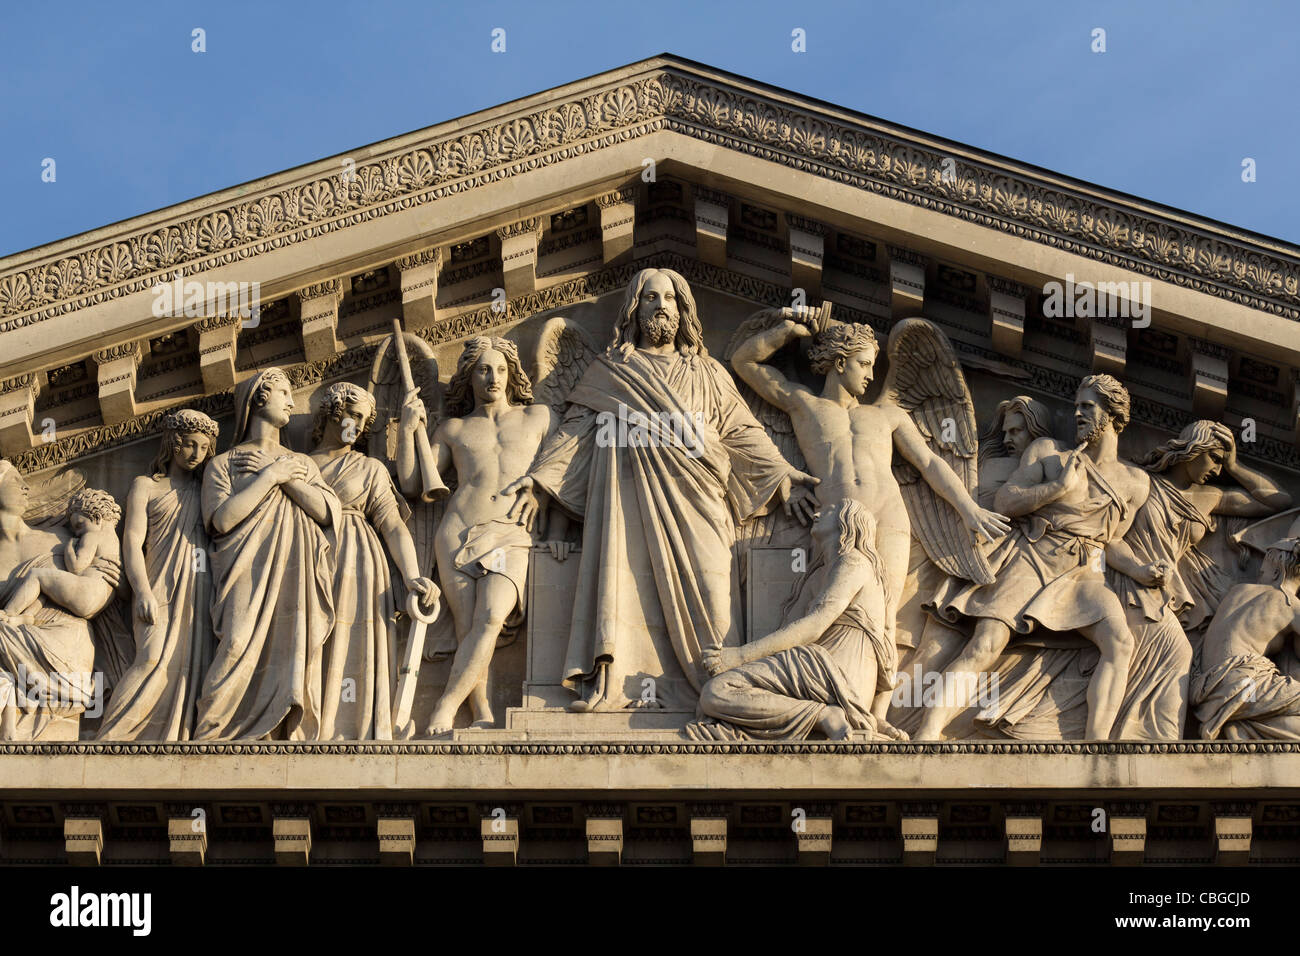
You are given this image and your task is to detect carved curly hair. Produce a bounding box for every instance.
[1077,374,1131,434]
[151,408,219,479]
[979,396,1055,460]
[807,322,878,376]
[444,337,533,418]
[67,488,121,527]
[310,382,376,448]
[1139,420,1232,474]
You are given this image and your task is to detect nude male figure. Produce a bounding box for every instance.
[398,336,568,735]
[731,311,1010,727]
[1194,538,1300,740]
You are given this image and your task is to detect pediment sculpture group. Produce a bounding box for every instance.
[2,268,1299,743]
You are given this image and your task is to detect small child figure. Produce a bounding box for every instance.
[0,488,122,625]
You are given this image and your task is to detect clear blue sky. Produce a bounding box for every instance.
[2,0,1297,257]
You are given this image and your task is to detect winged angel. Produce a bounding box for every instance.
[367,316,594,733]
[728,308,1011,729]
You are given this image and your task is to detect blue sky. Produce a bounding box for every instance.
[2,0,1297,256]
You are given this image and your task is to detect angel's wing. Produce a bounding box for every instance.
[1232,507,1300,554]
[367,332,444,466]
[526,316,599,416]
[22,468,86,530]
[883,317,994,585]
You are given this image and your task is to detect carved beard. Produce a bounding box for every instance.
[640,311,678,347]
[1076,413,1109,447]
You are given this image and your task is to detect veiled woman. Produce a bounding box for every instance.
[98,410,219,741]
[194,368,341,741]
[0,460,119,740]
[309,383,436,740]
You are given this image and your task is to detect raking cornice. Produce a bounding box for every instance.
[1,54,1299,335]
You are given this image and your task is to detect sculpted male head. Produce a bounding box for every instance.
[980,396,1053,460]
[808,322,879,398]
[611,269,705,356]
[66,488,121,533]
[1075,373,1130,446]
[1261,538,1300,587]
[445,336,533,417]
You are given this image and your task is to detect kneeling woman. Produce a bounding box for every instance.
[689,499,896,741]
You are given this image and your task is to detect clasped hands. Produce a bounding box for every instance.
[230,447,307,484]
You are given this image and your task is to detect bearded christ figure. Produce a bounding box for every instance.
[503,269,819,712]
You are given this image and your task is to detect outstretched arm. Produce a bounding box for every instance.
[891,409,1011,540]
[704,555,868,675]
[730,314,813,414]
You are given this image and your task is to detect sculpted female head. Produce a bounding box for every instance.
[1139,420,1233,484]
[233,367,295,442]
[311,382,377,449]
[0,460,29,517]
[151,409,219,479]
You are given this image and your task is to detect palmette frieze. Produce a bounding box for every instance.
[2,64,1300,336]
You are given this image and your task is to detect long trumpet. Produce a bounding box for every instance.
[391,319,448,502]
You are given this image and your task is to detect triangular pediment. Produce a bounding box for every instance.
[0,54,1297,475]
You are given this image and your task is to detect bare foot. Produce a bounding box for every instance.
[469,718,494,730]
[876,719,909,741]
[816,706,851,740]
[423,708,456,737]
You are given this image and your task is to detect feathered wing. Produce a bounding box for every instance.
[883,317,994,585]
[365,333,457,659]
[22,468,86,529]
[525,315,599,416]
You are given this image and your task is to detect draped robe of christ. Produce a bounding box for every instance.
[529,349,798,709]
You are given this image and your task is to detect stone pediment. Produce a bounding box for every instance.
[0,54,1297,473]
[2,55,1300,868]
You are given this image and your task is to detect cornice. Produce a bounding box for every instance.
[0,61,1297,341]
[3,740,1300,755]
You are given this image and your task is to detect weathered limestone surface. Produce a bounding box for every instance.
[2,55,1300,864]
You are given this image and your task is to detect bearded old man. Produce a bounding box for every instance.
[503,269,819,712]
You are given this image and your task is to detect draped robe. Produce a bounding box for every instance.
[529,349,794,709]
[317,452,409,741]
[0,552,97,740]
[98,481,212,740]
[194,449,340,741]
